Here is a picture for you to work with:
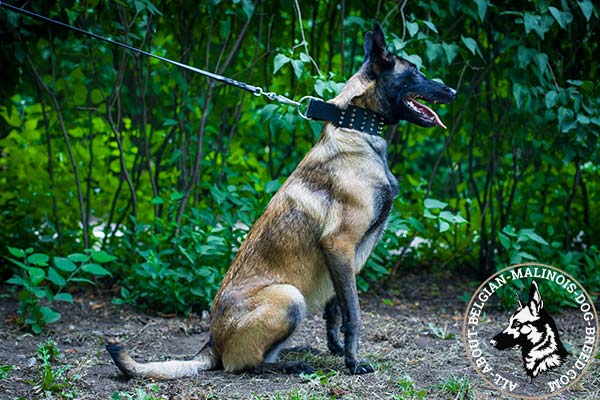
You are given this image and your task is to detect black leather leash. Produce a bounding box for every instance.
[1,1,387,136]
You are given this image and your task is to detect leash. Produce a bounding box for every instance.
[1,1,386,136]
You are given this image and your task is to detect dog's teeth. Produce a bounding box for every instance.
[406,100,418,111]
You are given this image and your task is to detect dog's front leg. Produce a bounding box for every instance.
[322,236,374,375]
[323,298,344,356]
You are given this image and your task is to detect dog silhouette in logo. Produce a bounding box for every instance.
[489,280,568,378]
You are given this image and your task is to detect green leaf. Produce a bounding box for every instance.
[291,59,304,79]
[260,104,279,122]
[548,7,573,29]
[7,246,25,258]
[90,88,104,104]
[31,286,47,299]
[545,90,558,108]
[510,250,522,265]
[407,217,425,233]
[299,52,311,63]
[47,267,66,287]
[264,180,281,194]
[406,21,419,37]
[498,232,511,250]
[523,13,553,39]
[425,41,443,63]
[82,263,112,276]
[68,253,89,263]
[578,0,593,21]
[54,293,74,303]
[91,250,117,264]
[240,0,254,20]
[423,208,436,219]
[442,42,459,64]
[402,54,423,70]
[54,257,76,272]
[28,267,46,286]
[521,229,549,246]
[461,36,478,56]
[422,20,438,34]
[475,0,488,21]
[534,52,548,75]
[453,214,468,224]
[273,54,290,75]
[169,191,184,201]
[513,83,527,109]
[151,196,164,205]
[517,46,532,67]
[40,306,61,324]
[520,251,537,261]
[424,198,448,209]
[438,211,454,222]
[523,13,538,34]
[439,220,450,233]
[27,253,49,266]
[6,257,28,270]
[314,79,326,97]
[6,276,26,286]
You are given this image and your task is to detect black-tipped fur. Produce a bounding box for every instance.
[106,22,456,380]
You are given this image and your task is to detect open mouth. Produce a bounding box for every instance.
[404,96,447,129]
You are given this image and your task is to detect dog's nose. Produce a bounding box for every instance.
[446,87,457,98]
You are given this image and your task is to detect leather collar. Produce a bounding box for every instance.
[304,99,386,136]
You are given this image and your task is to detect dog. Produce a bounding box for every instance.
[490,280,569,378]
[106,23,456,379]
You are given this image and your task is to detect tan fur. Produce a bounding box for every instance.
[105,22,459,379]
[209,78,395,371]
[105,25,426,379]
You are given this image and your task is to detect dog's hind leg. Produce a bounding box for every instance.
[220,284,312,374]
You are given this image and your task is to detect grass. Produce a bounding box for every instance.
[27,339,79,399]
[394,375,427,400]
[0,364,14,379]
[112,385,166,400]
[437,375,474,400]
[427,323,456,340]
[252,388,332,400]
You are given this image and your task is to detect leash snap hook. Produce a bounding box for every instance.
[253,87,263,97]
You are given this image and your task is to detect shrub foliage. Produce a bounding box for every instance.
[0,0,598,319]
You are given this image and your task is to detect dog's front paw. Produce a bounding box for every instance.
[346,358,375,375]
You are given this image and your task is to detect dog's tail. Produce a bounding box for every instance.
[106,340,218,380]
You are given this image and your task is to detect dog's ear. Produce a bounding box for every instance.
[528,280,543,316]
[515,292,524,309]
[363,23,393,74]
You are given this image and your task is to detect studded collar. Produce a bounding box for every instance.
[304,99,386,136]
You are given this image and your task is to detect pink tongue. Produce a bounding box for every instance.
[412,99,447,129]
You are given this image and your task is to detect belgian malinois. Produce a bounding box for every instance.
[106,23,456,378]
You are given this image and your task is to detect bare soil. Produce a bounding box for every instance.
[1,273,598,399]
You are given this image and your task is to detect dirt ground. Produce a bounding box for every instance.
[1,273,598,400]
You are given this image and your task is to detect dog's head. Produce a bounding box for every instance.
[490,280,546,351]
[361,24,456,128]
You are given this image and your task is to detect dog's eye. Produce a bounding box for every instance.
[512,321,521,329]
